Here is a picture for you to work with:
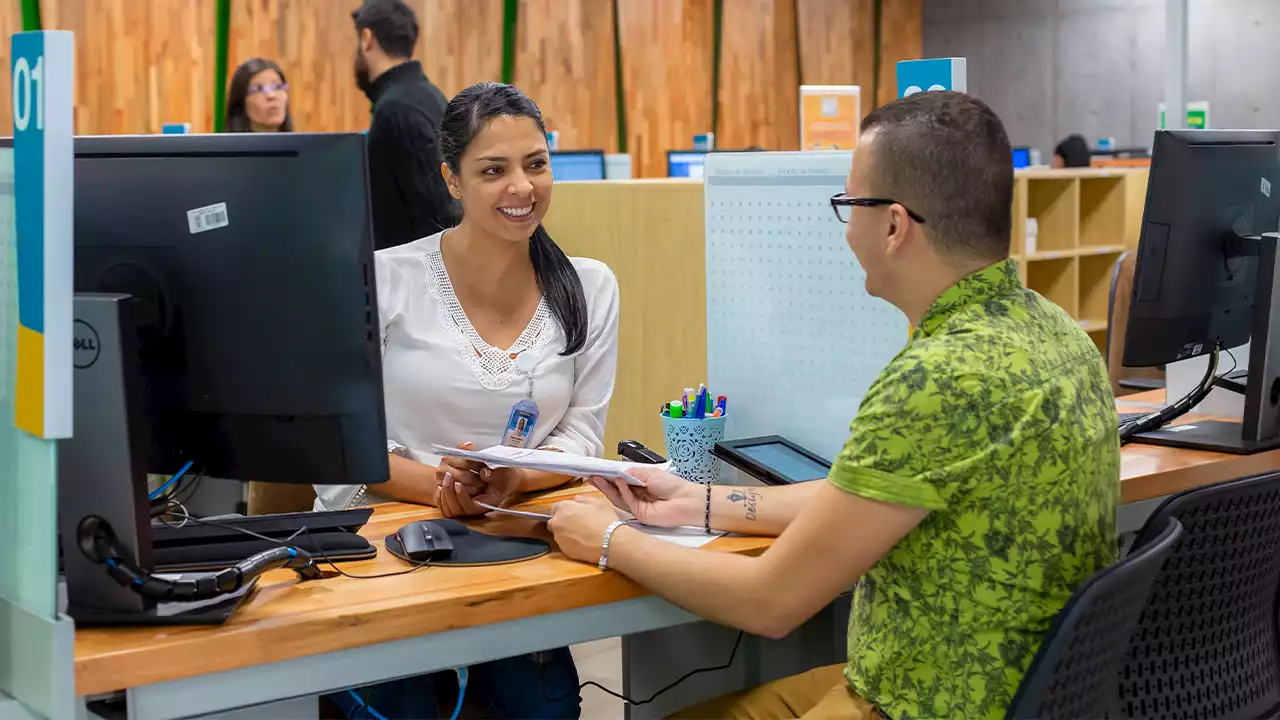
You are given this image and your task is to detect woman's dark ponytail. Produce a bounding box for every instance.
[530,225,588,354]
[439,82,589,355]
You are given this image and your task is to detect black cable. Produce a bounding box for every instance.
[1119,344,1224,444]
[157,510,435,580]
[544,631,745,707]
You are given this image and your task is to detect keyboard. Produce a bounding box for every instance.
[152,507,373,546]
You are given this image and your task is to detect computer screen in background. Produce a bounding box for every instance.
[549,151,606,181]
[668,151,707,178]
[1012,147,1031,168]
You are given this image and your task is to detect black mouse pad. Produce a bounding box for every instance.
[384,519,549,566]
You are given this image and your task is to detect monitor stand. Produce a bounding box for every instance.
[1133,233,1280,454]
[59,294,252,626]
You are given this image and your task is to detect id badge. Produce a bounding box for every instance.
[502,398,539,448]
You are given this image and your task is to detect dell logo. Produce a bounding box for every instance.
[73,319,101,369]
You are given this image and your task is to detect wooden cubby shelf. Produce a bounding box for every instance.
[1011,168,1149,352]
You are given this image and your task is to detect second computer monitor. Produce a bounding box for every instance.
[668,151,707,178]
[1123,129,1280,368]
[549,150,606,181]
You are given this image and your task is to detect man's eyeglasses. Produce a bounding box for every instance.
[829,193,926,225]
[248,83,289,95]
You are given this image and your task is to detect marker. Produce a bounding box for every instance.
[712,408,723,418]
[694,386,708,419]
[669,401,684,419]
[716,396,727,416]
[683,388,694,415]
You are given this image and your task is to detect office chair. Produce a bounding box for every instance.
[1005,518,1181,720]
[1107,251,1166,396]
[1118,471,1280,719]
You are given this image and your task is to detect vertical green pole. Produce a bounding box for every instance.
[213,0,231,132]
[19,0,41,31]
[710,0,722,139]
[871,0,883,108]
[612,0,626,153]
[501,0,518,84]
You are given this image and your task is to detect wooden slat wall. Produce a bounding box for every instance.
[617,0,714,178]
[229,0,370,133]
[150,1,217,133]
[0,0,21,135]
[796,0,874,121]
[513,0,618,152]
[43,0,215,135]
[717,0,799,151]
[876,0,923,107]
[411,0,504,99]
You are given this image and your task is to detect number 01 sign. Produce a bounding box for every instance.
[11,31,73,439]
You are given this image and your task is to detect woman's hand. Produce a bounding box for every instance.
[435,442,487,517]
[587,467,704,528]
[435,442,529,517]
[548,495,626,565]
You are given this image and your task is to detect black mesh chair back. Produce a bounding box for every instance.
[1119,470,1280,719]
[1006,518,1182,720]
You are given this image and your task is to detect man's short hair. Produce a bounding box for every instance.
[352,0,419,59]
[860,91,1013,264]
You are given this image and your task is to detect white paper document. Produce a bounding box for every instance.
[432,445,648,486]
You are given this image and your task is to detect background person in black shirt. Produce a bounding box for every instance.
[352,0,453,251]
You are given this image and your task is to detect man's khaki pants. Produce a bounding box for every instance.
[668,665,883,720]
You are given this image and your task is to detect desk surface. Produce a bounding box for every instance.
[76,390,1277,695]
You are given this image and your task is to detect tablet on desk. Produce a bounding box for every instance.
[713,436,832,486]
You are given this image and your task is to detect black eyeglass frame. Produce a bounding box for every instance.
[829,193,926,224]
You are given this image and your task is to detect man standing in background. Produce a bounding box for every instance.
[352,0,452,251]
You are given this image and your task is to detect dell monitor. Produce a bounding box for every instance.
[71,132,389,485]
[668,151,707,178]
[1123,129,1280,453]
[549,150,606,181]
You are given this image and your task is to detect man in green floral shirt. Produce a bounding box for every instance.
[547,91,1119,719]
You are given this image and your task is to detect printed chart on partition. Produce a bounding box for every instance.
[704,151,909,461]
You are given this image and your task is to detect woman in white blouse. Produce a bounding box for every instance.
[322,83,617,719]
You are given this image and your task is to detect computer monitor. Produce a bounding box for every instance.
[549,150,606,181]
[72,132,389,485]
[668,151,707,178]
[1123,129,1280,453]
[1012,147,1031,168]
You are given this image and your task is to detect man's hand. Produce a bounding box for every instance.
[587,467,703,528]
[548,496,625,564]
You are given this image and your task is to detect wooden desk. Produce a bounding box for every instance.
[75,485,771,707]
[76,393,1278,716]
[1117,390,1280,504]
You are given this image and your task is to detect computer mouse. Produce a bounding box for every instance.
[396,520,455,562]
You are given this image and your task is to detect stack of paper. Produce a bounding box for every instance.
[432,445,649,486]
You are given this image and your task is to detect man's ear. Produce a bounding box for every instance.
[884,204,912,256]
[359,27,374,54]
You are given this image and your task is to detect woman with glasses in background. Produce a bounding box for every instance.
[224,58,294,133]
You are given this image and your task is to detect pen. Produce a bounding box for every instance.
[716,396,727,416]
[694,386,708,419]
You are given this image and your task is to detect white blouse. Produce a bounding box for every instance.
[315,231,620,510]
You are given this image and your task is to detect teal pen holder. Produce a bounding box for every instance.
[660,414,727,484]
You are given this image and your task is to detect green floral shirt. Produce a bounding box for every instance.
[831,259,1119,720]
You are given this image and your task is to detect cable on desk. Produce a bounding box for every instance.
[544,630,745,707]
[148,461,193,500]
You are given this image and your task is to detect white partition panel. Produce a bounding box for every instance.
[704,152,909,461]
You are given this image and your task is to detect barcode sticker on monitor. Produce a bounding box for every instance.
[187,203,229,234]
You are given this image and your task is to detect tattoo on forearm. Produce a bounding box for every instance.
[727,488,761,521]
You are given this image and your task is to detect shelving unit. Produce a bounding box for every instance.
[1009,168,1149,353]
